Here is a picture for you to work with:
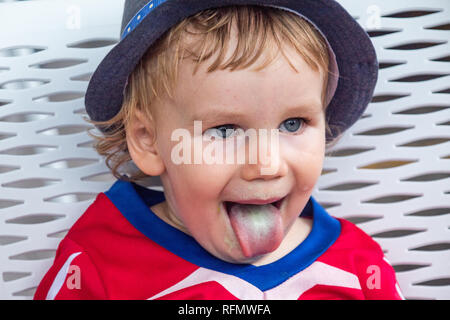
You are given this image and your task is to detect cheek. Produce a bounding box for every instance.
[281,130,325,191]
[160,140,237,219]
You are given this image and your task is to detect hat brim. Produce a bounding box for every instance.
[85,0,378,140]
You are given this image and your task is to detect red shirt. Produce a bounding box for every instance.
[34,180,404,300]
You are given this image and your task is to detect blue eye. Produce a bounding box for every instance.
[279,118,304,133]
[204,124,237,139]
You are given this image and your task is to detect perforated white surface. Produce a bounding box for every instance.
[0,0,449,300]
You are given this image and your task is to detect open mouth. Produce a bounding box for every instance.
[224,196,286,214]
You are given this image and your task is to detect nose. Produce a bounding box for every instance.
[239,129,288,181]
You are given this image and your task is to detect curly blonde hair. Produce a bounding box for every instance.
[87,5,333,182]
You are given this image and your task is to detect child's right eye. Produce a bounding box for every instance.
[203,124,238,139]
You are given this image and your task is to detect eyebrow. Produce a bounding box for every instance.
[190,109,243,124]
[189,101,323,124]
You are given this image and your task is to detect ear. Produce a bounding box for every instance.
[126,109,165,176]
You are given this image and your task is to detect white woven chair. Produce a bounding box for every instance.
[0,0,449,300]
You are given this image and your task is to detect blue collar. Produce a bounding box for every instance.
[105,179,341,291]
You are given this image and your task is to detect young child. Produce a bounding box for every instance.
[34,0,404,300]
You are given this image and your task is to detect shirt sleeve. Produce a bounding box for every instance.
[355,244,405,300]
[34,237,107,300]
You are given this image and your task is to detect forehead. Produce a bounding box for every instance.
[168,46,325,122]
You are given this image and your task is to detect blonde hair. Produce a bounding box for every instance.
[87,5,333,181]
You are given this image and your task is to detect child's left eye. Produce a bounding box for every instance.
[279,118,305,133]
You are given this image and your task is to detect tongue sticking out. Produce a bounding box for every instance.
[227,202,283,258]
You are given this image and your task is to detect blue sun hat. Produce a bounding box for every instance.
[85,0,378,140]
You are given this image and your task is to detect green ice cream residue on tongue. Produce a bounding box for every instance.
[240,206,273,237]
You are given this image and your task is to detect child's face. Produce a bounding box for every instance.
[147,46,326,264]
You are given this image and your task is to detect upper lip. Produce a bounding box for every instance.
[224,196,286,211]
[228,197,284,205]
